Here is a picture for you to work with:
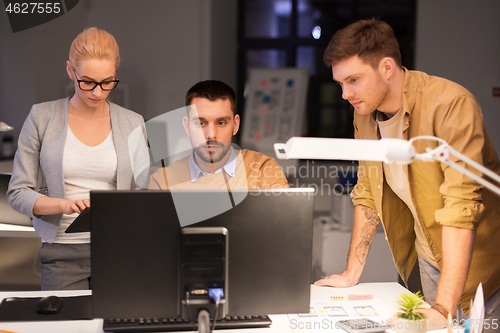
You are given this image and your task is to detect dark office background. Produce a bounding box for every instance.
[237,0,416,141]
[1,0,499,152]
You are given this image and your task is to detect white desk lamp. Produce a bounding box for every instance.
[274,136,500,197]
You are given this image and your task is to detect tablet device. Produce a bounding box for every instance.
[65,207,90,233]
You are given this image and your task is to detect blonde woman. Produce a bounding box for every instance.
[8,27,147,290]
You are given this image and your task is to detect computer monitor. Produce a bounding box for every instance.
[0,173,32,226]
[90,189,314,320]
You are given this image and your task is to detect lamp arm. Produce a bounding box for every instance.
[274,135,500,197]
[418,143,500,197]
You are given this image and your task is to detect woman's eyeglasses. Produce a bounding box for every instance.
[72,67,119,91]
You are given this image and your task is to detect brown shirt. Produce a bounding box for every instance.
[351,69,500,312]
[149,149,289,190]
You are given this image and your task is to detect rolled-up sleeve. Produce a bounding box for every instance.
[350,118,377,211]
[350,160,377,211]
[434,94,486,229]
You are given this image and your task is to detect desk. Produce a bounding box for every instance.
[0,223,37,238]
[0,224,41,290]
[0,159,13,174]
[0,282,420,333]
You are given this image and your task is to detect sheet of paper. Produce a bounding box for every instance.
[287,294,392,332]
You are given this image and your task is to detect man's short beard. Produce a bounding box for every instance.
[194,142,232,164]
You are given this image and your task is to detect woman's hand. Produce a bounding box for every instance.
[60,198,90,215]
[33,197,90,216]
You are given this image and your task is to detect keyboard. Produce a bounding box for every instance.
[103,315,272,332]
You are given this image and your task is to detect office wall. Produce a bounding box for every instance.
[0,0,237,142]
[415,0,500,152]
[4,0,497,151]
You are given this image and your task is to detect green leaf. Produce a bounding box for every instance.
[395,291,426,319]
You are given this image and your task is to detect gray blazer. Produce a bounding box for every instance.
[7,97,148,243]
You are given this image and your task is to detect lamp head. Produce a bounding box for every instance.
[274,137,415,164]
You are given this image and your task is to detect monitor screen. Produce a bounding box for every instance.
[90,189,314,320]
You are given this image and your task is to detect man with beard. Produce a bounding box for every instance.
[148,80,289,190]
[314,19,500,331]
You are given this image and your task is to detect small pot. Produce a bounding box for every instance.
[395,318,427,333]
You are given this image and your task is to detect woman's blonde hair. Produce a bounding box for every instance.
[69,27,120,70]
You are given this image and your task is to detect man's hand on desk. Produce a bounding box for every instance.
[416,308,448,330]
[314,271,358,288]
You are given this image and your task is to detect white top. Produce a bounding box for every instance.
[51,127,118,244]
[377,109,438,268]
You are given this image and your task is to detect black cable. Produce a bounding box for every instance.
[211,300,220,333]
[208,288,223,332]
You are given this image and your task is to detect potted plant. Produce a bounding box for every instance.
[395,291,427,333]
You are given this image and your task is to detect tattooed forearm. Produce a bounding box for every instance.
[354,206,380,265]
[360,206,379,238]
